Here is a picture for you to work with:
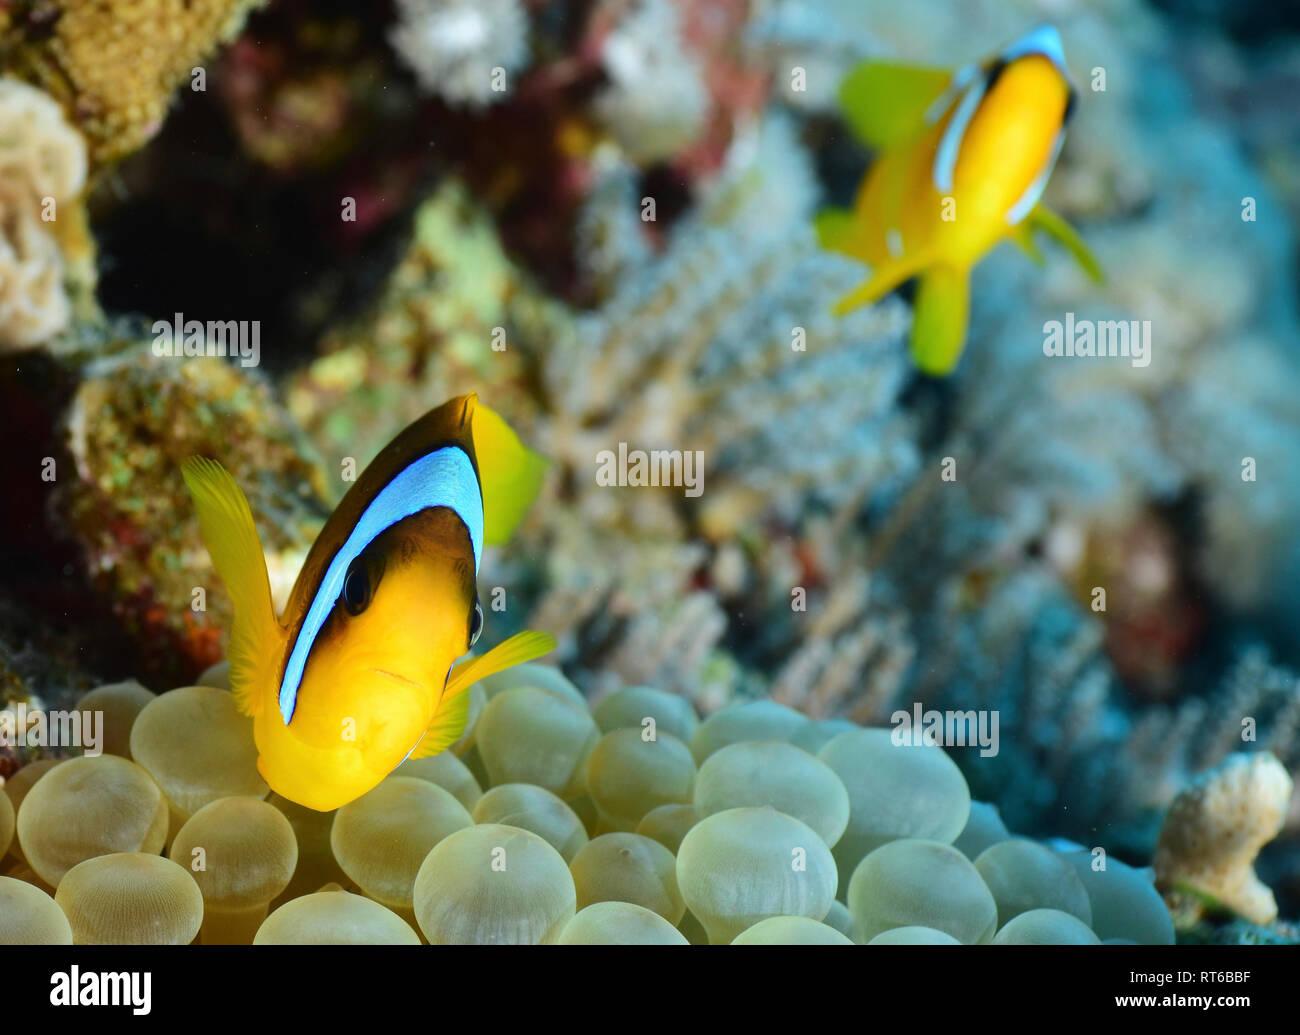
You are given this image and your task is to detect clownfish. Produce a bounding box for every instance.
[182,393,556,812]
[818,24,1104,376]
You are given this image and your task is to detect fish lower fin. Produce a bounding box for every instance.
[472,403,550,546]
[909,264,971,376]
[832,258,917,316]
[406,682,474,761]
[409,630,558,759]
[838,61,953,151]
[1029,204,1105,283]
[181,457,278,717]
[445,630,558,700]
[1011,221,1046,267]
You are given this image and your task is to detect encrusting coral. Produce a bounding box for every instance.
[0,0,267,163]
[1154,752,1294,926]
[54,346,330,682]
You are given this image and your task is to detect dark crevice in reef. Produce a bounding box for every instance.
[87,0,422,375]
[0,354,147,692]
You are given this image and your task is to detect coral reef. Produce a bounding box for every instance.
[0,0,1297,949]
[1155,752,1293,925]
[389,0,530,109]
[0,0,267,162]
[53,344,330,682]
[0,78,90,351]
[591,0,709,164]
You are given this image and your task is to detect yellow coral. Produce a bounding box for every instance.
[3,0,264,162]
[1154,752,1293,925]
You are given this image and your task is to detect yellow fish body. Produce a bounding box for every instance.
[182,393,555,811]
[819,24,1104,375]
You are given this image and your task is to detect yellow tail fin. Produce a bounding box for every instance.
[181,457,279,717]
[910,264,971,376]
[472,404,550,545]
[408,630,558,759]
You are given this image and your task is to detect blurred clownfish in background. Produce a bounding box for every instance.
[818,24,1104,376]
[182,393,555,811]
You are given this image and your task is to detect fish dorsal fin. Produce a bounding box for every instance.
[838,61,955,150]
[181,457,280,717]
[408,630,558,759]
[472,403,549,546]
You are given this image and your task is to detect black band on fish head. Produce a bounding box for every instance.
[983,57,1008,92]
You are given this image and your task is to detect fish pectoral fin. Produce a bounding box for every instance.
[472,403,550,546]
[408,630,558,760]
[445,630,558,699]
[1010,221,1047,267]
[832,258,917,317]
[838,60,953,150]
[407,683,475,761]
[1029,204,1105,283]
[181,457,278,717]
[909,264,971,377]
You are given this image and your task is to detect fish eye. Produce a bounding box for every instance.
[469,602,484,647]
[342,560,371,616]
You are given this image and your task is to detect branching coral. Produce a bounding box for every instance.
[389,0,530,108]
[519,116,916,704]
[0,0,266,162]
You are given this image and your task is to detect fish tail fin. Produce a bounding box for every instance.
[409,630,558,759]
[181,457,278,717]
[1030,203,1105,283]
[910,264,971,376]
[472,403,550,545]
[831,259,917,316]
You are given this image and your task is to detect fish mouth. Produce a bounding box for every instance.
[370,667,423,691]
